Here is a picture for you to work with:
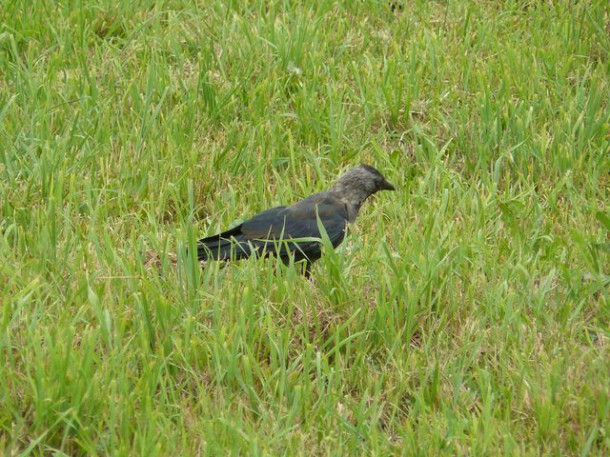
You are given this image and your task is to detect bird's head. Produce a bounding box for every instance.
[332,164,395,196]
[330,164,395,216]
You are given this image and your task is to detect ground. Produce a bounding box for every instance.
[0,1,609,455]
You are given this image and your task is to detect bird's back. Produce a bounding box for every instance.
[197,192,349,262]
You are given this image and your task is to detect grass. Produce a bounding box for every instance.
[1,0,609,455]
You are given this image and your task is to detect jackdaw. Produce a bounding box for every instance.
[196,164,395,276]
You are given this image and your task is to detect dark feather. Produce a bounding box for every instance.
[193,164,394,276]
[197,194,348,263]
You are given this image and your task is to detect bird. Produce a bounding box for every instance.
[195,164,395,277]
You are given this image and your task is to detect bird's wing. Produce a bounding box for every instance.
[241,193,349,259]
[196,207,287,260]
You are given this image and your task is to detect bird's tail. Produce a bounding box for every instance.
[196,225,254,261]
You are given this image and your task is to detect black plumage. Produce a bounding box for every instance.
[196,164,394,276]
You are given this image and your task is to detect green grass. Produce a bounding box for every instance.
[1,0,609,455]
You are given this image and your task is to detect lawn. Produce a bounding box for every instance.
[1,0,609,455]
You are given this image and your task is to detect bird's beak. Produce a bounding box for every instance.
[381,180,395,191]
